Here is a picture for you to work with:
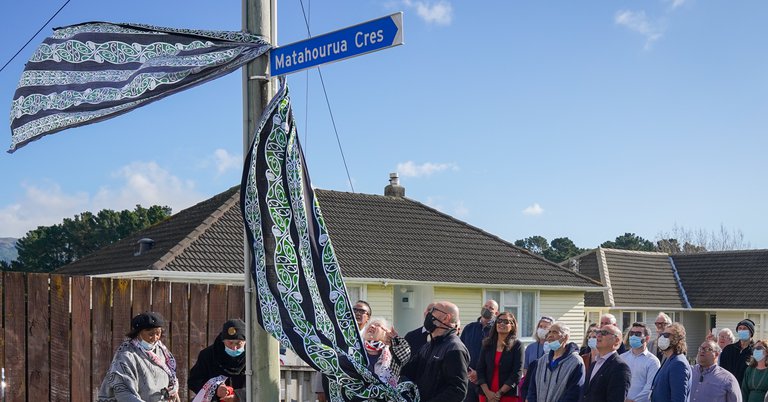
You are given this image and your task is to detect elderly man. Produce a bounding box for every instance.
[581,324,631,402]
[527,321,584,402]
[720,319,756,385]
[460,299,498,402]
[690,340,741,402]
[649,312,673,361]
[599,313,627,354]
[401,301,469,402]
[621,322,661,402]
[404,302,435,355]
[651,322,691,402]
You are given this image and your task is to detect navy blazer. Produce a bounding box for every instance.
[581,352,631,402]
[650,353,691,402]
[476,339,523,396]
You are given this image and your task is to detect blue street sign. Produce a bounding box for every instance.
[270,12,403,77]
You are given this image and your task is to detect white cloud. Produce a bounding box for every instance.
[396,161,458,178]
[522,203,544,216]
[402,0,453,26]
[212,148,241,176]
[666,0,686,9]
[615,10,664,49]
[0,162,202,238]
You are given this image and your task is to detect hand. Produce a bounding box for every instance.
[468,368,478,383]
[484,388,499,402]
[216,384,230,398]
[385,327,398,344]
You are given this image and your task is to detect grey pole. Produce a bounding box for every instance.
[243,0,280,400]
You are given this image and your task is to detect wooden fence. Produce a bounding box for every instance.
[0,271,248,402]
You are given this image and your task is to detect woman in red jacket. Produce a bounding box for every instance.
[477,312,524,402]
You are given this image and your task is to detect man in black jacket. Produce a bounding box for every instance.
[720,318,756,385]
[401,301,469,402]
[581,324,631,402]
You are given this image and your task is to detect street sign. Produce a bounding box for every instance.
[270,12,403,77]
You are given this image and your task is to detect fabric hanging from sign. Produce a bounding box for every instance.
[240,80,418,402]
[9,22,270,153]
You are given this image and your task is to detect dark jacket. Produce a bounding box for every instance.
[476,339,523,397]
[401,331,470,402]
[650,353,691,402]
[461,318,493,369]
[188,336,246,398]
[404,326,430,356]
[581,352,631,402]
[720,340,754,384]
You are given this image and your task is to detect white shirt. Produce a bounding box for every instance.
[621,348,661,402]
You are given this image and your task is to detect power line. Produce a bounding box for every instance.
[297,0,355,193]
[0,0,72,74]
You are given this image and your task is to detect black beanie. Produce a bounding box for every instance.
[131,312,165,331]
[222,319,246,340]
[738,319,755,337]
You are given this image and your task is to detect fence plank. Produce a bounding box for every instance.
[151,281,171,336]
[189,283,208,368]
[4,272,26,402]
[50,274,70,402]
[91,277,112,401]
[132,280,151,316]
[227,285,245,320]
[71,276,91,402]
[27,273,51,401]
[208,284,228,341]
[112,279,131,351]
[171,282,190,402]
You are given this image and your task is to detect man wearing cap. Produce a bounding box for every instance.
[720,319,756,385]
[189,319,247,402]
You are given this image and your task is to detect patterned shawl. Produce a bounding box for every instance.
[8,22,270,152]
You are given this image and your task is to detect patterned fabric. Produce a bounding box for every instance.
[9,22,270,152]
[240,79,418,402]
[97,338,180,401]
[191,375,226,402]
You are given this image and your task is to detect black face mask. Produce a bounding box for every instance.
[424,312,440,333]
[481,308,493,320]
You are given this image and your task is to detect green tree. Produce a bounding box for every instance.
[12,205,171,272]
[601,233,656,251]
[514,236,550,255]
[515,235,586,263]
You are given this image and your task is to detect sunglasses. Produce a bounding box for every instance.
[496,319,512,325]
[353,308,369,315]
[660,332,672,338]
[596,329,617,337]
[698,346,715,353]
[628,331,644,337]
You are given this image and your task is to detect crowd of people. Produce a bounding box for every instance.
[97,306,767,402]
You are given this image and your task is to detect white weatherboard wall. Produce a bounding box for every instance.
[539,291,585,342]
[434,286,482,329]
[392,284,434,332]
[366,284,394,324]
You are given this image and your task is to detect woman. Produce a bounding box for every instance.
[650,322,691,402]
[477,312,523,402]
[580,326,598,375]
[98,312,181,402]
[718,328,736,350]
[189,319,247,401]
[579,323,598,355]
[524,316,554,372]
[742,340,768,402]
[363,317,411,387]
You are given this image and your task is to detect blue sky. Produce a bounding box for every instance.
[1,0,767,251]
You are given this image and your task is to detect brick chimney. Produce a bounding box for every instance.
[384,172,405,197]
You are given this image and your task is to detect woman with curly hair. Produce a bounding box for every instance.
[742,339,768,402]
[477,311,524,402]
[650,322,691,402]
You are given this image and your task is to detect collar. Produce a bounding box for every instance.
[697,364,717,375]
[596,350,617,361]
[421,327,428,334]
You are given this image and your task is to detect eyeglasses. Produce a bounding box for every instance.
[353,308,369,315]
[659,332,671,338]
[655,322,669,327]
[628,331,644,337]
[698,346,715,353]
[496,319,512,325]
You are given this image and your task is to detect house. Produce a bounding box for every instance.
[568,247,768,350]
[58,177,603,342]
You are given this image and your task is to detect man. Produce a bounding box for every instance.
[352,300,372,332]
[719,319,755,385]
[649,312,672,361]
[189,319,247,401]
[650,322,691,402]
[599,313,627,354]
[581,324,631,402]
[404,302,435,354]
[401,301,469,402]
[527,321,584,402]
[621,322,661,402]
[460,299,499,402]
[690,340,741,402]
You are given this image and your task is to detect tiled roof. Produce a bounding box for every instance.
[58,187,601,288]
[570,251,606,307]
[671,250,768,309]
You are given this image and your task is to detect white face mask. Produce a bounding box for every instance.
[537,328,549,339]
[657,336,671,351]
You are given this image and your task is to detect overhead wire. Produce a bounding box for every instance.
[303,0,310,151]
[0,0,72,74]
[297,0,355,193]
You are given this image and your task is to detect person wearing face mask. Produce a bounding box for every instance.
[620,322,660,402]
[401,301,470,402]
[721,319,757,385]
[525,316,555,374]
[650,322,691,402]
[689,340,740,402]
[189,319,247,402]
[361,317,411,387]
[461,299,499,402]
[526,321,584,402]
[579,327,599,378]
[742,339,768,402]
[98,312,181,402]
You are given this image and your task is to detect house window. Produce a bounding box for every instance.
[346,285,364,305]
[621,311,645,330]
[485,290,537,338]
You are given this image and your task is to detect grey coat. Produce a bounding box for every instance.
[97,339,180,402]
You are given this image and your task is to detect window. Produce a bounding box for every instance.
[346,285,364,305]
[485,290,537,338]
[621,311,645,330]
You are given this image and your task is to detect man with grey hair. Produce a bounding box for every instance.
[402,301,469,402]
[461,299,499,402]
[581,324,631,402]
[599,313,627,354]
[527,321,585,402]
[690,340,741,402]
[649,312,672,361]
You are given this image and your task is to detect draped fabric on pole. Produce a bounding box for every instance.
[8,22,270,152]
[240,80,418,402]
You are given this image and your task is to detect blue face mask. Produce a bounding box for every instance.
[587,338,597,349]
[225,346,245,357]
[543,341,551,353]
[629,335,643,349]
[738,330,751,341]
[547,340,562,352]
[753,349,765,362]
[139,340,156,350]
